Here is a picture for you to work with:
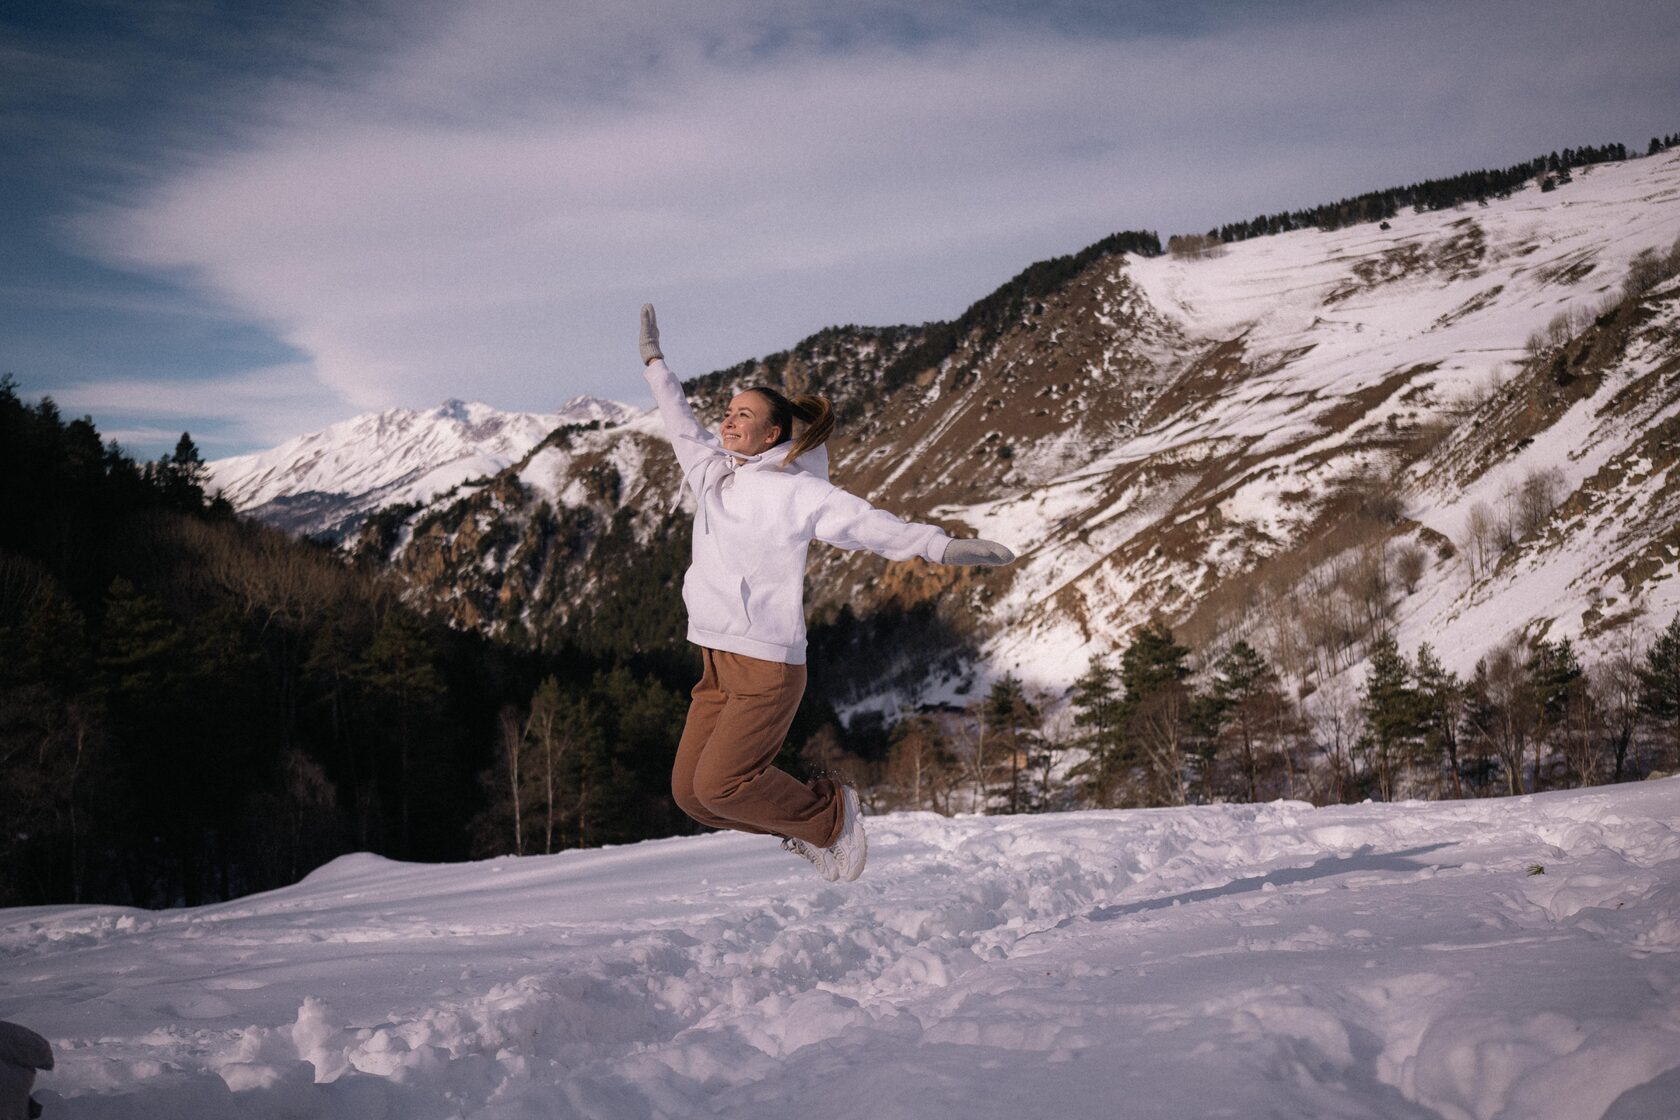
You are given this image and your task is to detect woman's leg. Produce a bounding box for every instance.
[671,648,739,831]
[689,651,843,848]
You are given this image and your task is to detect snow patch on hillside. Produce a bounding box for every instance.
[925,152,1680,689]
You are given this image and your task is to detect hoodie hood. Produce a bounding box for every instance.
[671,436,832,534]
[738,441,831,482]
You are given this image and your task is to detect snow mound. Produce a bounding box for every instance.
[4,780,1678,1118]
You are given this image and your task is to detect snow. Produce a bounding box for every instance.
[6,779,1679,1118]
[205,396,639,538]
[905,152,1680,696]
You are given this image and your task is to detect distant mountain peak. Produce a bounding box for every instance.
[207,395,639,541]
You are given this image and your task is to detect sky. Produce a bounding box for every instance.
[4,0,1679,458]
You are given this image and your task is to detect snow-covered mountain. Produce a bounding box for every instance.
[207,395,637,540]
[349,150,1680,709]
[7,780,1679,1118]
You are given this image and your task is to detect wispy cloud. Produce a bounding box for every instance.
[46,0,1680,431]
[41,362,354,455]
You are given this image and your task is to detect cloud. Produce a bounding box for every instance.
[69,0,1680,421]
[41,362,355,455]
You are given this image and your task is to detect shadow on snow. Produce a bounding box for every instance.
[1064,843,1461,927]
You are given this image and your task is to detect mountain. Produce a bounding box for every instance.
[206,395,637,540]
[362,149,1680,711]
[8,778,1680,1117]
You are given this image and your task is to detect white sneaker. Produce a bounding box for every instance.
[827,786,868,882]
[781,836,839,881]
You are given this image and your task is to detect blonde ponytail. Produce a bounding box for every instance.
[744,384,835,465]
[783,395,834,465]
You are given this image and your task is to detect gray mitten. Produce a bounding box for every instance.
[639,304,663,364]
[942,538,1014,566]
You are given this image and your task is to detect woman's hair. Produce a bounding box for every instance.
[745,384,834,465]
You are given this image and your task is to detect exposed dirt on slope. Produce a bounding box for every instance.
[1324,219,1488,305]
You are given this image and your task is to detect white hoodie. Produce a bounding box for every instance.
[644,359,952,665]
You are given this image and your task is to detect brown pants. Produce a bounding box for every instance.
[671,648,843,848]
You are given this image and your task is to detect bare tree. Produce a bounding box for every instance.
[1167,233,1227,260]
[800,724,849,779]
[1593,626,1645,782]
[1342,545,1394,643]
[885,713,958,813]
[525,675,583,854]
[1557,674,1600,787]
[1464,640,1538,796]
[1132,687,1191,806]
[497,706,525,856]
[950,699,995,814]
[1303,673,1361,804]
[1515,467,1567,537]
[1394,543,1427,595]
[1033,697,1075,810]
[1493,489,1520,552]
[1465,501,1496,579]
[1260,590,1314,699]
[1300,565,1361,679]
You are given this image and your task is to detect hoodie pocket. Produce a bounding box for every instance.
[681,570,753,636]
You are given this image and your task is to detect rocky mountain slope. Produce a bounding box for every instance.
[207,396,636,540]
[356,151,1680,712]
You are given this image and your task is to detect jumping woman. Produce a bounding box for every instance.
[638,305,1014,882]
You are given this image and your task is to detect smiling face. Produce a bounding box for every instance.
[719,391,782,457]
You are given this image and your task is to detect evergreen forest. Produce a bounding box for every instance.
[0,378,711,907]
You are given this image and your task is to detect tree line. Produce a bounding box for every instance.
[840,616,1680,818]
[1209,141,1636,244]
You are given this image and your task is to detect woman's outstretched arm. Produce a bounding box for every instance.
[811,489,1014,566]
[638,304,720,482]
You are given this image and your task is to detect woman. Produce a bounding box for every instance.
[638,305,1014,882]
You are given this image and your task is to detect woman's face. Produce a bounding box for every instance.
[720,391,782,457]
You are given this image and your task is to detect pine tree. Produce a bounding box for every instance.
[1526,638,1583,790]
[304,616,370,842]
[1068,654,1125,807]
[184,603,271,899]
[0,562,103,903]
[1359,632,1419,801]
[584,667,686,844]
[149,432,209,511]
[986,674,1040,814]
[1210,640,1289,802]
[1186,689,1227,803]
[358,609,444,858]
[1637,615,1680,768]
[98,577,201,902]
[1414,644,1465,798]
[1119,622,1193,805]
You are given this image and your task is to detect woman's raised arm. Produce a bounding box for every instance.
[639,304,721,481]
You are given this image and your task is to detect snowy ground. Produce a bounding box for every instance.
[5,779,1680,1119]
